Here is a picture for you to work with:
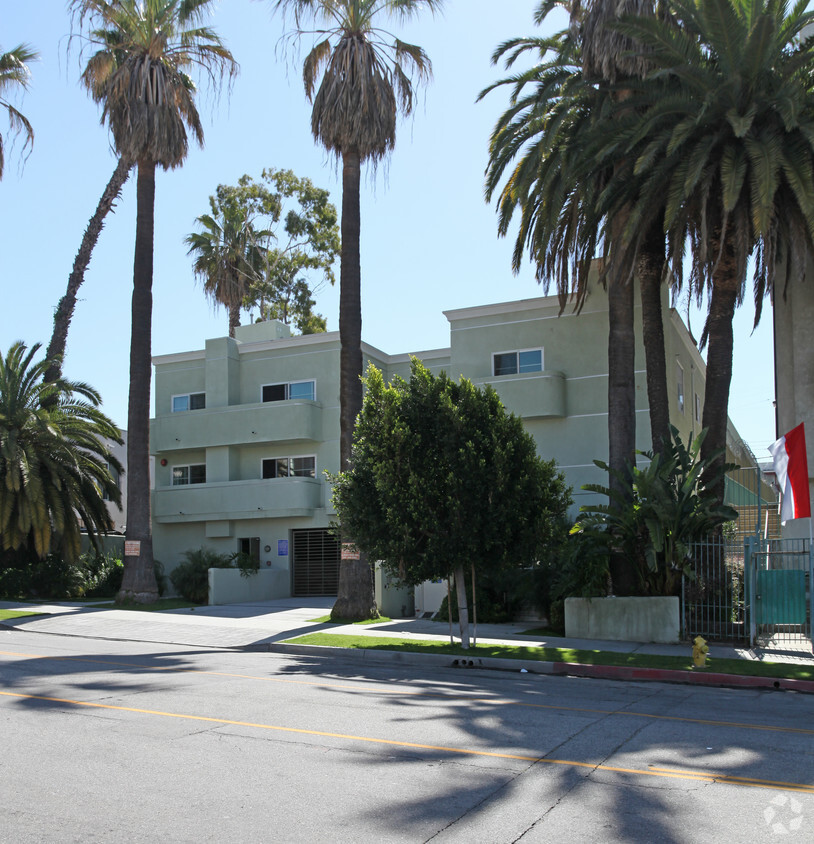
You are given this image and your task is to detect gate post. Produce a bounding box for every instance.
[745,536,757,647]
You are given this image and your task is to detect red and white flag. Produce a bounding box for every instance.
[768,423,811,524]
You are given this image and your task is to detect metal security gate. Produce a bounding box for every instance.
[746,537,811,647]
[683,540,747,642]
[291,528,340,597]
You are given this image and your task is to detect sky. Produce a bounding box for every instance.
[2,0,776,458]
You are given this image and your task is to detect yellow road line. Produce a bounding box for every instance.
[2,688,812,794]
[2,648,812,738]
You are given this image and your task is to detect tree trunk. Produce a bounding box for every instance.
[118,159,159,604]
[700,235,740,508]
[638,216,670,456]
[454,564,471,649]
[330,551,377,622]
[331,147,376,621]
[228,301,240,338]
[45,157,133,384]
[607,220,637,596]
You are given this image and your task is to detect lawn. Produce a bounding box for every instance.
[0,609,44,621]
[283,632,814,683]
[92,598,201,612]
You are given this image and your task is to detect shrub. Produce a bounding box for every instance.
[81,552,124,598]
[169,547,234,604]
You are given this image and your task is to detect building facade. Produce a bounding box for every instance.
[151,281,743,599]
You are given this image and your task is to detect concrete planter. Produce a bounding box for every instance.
[565,596,680,644]
[208,568,290,605]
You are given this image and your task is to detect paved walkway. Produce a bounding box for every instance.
[2,598,813,692]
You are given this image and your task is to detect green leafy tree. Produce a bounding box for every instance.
[0,43,38,179]
[572,427,738,595]
[0,342,122,568]
[71,0,237,603]
[331,360,572,647]
[199,168,340,335]
[594,0,814,505]
[274,0,443,620]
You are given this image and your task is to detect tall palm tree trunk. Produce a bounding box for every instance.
[332,146,376,622]
[228,301,240,338]
[45,157,133,384]
[700,237,739,509]
[118,158,159,603]
[638,217,670,455]
[338,147,363,472]
[607,272,637,595]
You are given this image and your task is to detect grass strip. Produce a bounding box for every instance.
[0,609,44,621]
[307,615,392,625]
[93,598,201,612]
[283,632,814,683]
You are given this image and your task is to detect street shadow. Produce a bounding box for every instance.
[267,652,810,842]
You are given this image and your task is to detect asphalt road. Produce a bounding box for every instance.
[2,628,813,843]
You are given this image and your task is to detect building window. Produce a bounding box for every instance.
[262,380,315,403]
[493,349,543,377]
[676,362,685,413]
[695,392,702,423]
[238,537,260,564]
[172,464,206,486]
[102,463,120,501]
[172,392,205,413]
[262,455,316,479]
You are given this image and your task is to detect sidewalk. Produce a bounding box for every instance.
[2,598,814,692]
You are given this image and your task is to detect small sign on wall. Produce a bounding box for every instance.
[278,539,289,556]
[124,541,140,557]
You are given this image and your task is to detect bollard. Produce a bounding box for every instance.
[692,635,709,668]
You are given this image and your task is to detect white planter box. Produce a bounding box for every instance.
[565,596,680,643]
[208,568,290,605]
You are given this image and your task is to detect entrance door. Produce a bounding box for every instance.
[291,528,340,597]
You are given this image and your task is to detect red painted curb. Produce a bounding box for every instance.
[550,661,814,693]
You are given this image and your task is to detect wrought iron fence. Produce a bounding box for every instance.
[683,540,747,642]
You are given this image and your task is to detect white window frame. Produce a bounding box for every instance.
[261,454,317,480]
[171,392,205,413]
[676,362,685,414]
[695,392,702,424]
[492,348,544,377]
[261,380,316,403]
[171,463,207,486]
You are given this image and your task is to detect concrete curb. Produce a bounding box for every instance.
[266,643,814,694]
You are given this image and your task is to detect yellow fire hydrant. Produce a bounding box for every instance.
[692,635,709,668]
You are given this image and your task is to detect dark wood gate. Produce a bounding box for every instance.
[291,528,340,597]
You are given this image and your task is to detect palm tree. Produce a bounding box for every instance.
[274,0,442,619]
[45,157,134,385]
[599,0,814,505]
[0,342,122,566]
[482,0,661,594]
[186,189,262,338]
[0,43,38,180]
[71,0,237,603]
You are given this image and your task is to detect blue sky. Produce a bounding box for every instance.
[2,1,775,456]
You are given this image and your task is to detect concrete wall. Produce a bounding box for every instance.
[565,596,680,643]
[208,568,290,605]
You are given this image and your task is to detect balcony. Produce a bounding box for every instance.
[152,400,323,452]
[153,477,323,523]
[475,371,566,419]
